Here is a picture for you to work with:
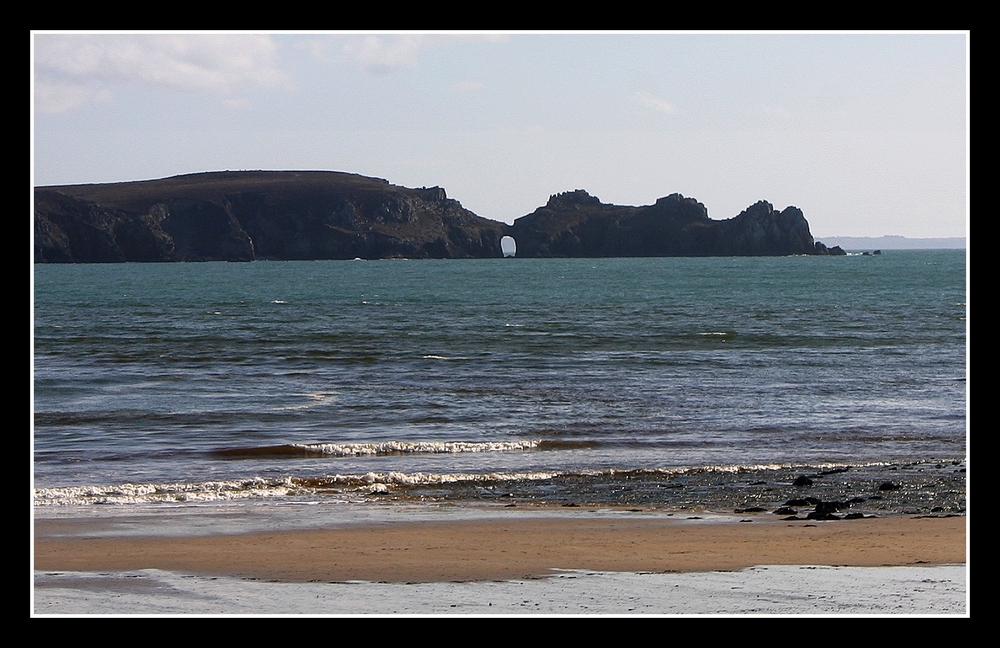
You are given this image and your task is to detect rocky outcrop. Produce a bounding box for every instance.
[509,190,827,257]
[34,171,836,262]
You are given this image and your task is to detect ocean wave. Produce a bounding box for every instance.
[33,457,965,508]
[33,477,305,506]
[33,470,563,506]
[213,439,543,458]
[292,470,562,491]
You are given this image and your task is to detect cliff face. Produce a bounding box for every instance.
[34,171,507,263]
[34,171,831,262]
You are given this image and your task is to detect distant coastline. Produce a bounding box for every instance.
[33,171,834,262]
[814,235,966,250]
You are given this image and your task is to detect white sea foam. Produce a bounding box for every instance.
[33,468,563,506]
[640,460,896,476]
[291,440,541,456]
[33,478,302,506]
[353,470,561,486]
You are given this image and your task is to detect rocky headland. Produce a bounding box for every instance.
[509,189,839,258]
[34,170,844,262]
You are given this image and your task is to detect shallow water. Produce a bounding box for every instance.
[33,564,967,615]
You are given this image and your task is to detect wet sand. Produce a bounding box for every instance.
[34,513,966,585]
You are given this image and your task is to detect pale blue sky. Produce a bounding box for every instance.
[32,31,968,238]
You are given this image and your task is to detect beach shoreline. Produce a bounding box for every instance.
[34,509,966,585]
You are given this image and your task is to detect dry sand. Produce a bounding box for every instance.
[35,513,965,584]
[33,510,967,615]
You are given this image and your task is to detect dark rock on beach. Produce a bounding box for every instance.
[35,170,838,263]
[806,500,850,520]
[774,499,865,521]
[784,497,821,507]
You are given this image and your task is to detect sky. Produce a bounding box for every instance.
[31,31,969,239]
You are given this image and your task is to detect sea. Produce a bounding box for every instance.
[32,251,968,523]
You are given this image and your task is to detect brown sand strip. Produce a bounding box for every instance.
[33,515,966,584]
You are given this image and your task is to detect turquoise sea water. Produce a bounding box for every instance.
[32,251,967,515]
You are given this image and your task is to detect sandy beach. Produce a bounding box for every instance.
[34,513,966,585]
[33,509,966,615]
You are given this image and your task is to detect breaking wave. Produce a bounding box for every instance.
[212,439,544,458]
[33,470,563,506]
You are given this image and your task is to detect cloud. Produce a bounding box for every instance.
[338,33,510,74]
[32,79,114,114]
[33,33,294,113]
[632,91,677,115]
[340,34,427,73]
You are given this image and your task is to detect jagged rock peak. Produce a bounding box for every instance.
[654,192,699,206]
[732,200,806,224]
[736,200,776,217]
[545,189,602,208]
